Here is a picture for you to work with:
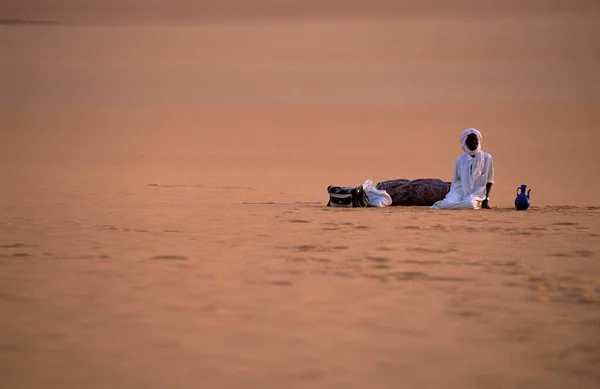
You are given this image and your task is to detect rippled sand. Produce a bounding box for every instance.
[2,181,599,388]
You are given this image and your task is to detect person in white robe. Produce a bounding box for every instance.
[430,128,494,210]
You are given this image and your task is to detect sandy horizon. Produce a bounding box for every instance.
[2,0,599,23]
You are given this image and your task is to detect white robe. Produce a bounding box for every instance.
[430,153,494,209]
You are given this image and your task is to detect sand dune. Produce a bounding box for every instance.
[1,3,599,388]
[2,0,600,22]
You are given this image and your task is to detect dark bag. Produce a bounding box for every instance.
[326,185,370,208]
[376,178,451,206]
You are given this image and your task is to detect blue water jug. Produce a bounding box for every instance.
[515,185,531,210]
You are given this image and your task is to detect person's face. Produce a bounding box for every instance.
[465,133,479,151]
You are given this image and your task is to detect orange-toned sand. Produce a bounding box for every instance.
[1,2,599,388]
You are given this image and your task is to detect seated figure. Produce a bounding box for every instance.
[430,128,494,210]
[326,128,494,208]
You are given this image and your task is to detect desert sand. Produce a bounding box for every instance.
[1,1,599,388]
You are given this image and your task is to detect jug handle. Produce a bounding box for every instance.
[516,187,522,196]
[527,189,531,198]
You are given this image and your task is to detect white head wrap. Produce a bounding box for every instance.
[459,128,485,194]
[461,128,482,155]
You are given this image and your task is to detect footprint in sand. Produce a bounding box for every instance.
[146,184,188,188]
[97,225,118,230]
[266,269,303,275]
[371,264,392,269]
[275,245,348,253]
[294,245,318,252]
[386,271,471,282]
[150,255,188,261]
[396,259,443,266]
[529,227,549,231]
[286,257,308,263]
[391,271,430,280]
[375,247,396,252]
[332,246,349,250]
[490,260,521,267]
[11,253,31,257]
[548,250,594,258]
[366,256,391,263]
[407,247,456,254]
[65,254,112,260]
[0,243,27,248]
[287,219,311,224]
